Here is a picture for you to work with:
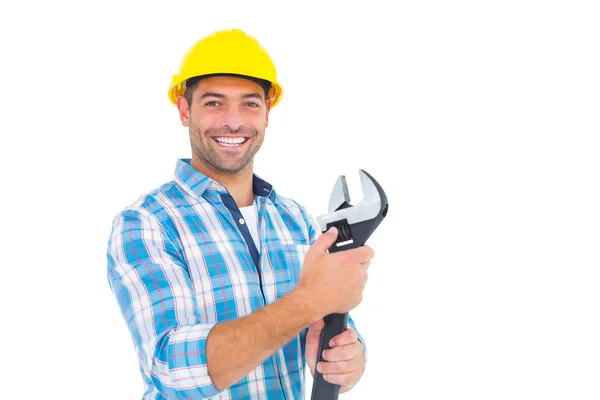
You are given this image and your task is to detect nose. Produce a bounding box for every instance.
[221,105,244,132]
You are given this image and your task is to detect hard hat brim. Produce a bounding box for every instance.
[169,75,283,108]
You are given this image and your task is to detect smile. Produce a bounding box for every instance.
[213,137,249,147]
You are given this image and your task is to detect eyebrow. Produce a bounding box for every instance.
[199,92,264,102]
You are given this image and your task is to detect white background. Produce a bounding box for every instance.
[1,1,599,399]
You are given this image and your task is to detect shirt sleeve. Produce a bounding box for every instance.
[107,207,221,399]
[296,203,369,361]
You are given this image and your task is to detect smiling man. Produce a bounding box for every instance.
[107,28,374,400]
[181,74,270,207]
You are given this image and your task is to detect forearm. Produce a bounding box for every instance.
[207,287,321,391]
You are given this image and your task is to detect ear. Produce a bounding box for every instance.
[265,97,272,128]
[177,95,190,127]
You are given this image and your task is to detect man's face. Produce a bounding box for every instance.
[178,75,271,175]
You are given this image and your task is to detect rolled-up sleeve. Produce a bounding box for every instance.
[107,208,220,399]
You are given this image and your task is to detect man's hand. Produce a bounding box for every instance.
[297,226,374,318]
[305,321,366,393]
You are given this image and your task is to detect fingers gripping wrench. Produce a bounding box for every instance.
[310,170,389,400]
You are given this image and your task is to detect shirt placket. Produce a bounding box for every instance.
[215,190,288,400]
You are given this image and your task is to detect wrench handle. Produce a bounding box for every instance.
[311,236,362,400]
[310,312,348,400]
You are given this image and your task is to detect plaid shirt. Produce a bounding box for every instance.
[107,158,365,400]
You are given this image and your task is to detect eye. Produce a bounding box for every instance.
[245,102,260,108]
[204,101,221,107]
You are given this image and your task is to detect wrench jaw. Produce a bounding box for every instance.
[317,169,389,249]
[358,170,380,209]
[328,175,351,214]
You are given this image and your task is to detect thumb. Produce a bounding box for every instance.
[309,226,339,256]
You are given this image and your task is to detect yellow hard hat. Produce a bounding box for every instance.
[168,28,283,108]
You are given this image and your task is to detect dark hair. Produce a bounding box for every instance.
[184,73,272,106]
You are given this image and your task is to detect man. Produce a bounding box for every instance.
[107,28,374,399]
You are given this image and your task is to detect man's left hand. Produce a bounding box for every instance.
[305,319,366,393]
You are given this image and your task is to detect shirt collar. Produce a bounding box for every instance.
[174,158,276,201]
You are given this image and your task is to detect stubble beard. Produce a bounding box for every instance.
[189,122,263,175]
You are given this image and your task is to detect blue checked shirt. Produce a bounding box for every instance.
[107,158,366,400]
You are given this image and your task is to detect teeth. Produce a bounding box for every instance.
[215,137,247,145]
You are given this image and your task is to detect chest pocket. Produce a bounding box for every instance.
[294,243,310,272]
[279,242,310,289]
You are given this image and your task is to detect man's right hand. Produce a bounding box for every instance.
[297,226,375,319]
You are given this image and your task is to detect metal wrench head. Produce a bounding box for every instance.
[328,175,350,213]
[318,169,388,232]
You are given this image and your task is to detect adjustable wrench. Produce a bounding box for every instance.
[310,169,389,400]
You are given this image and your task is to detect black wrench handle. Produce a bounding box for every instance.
[310,311,349,400]
[311,235,363,400]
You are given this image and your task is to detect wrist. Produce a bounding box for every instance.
[288,285,324,324]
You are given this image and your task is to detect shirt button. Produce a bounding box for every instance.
[239,218,245,224]
[216,186,223,191]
